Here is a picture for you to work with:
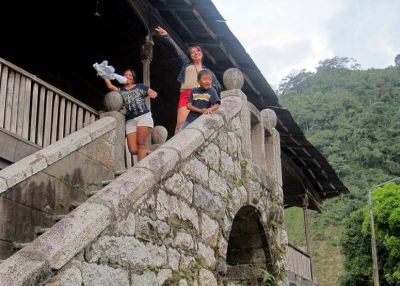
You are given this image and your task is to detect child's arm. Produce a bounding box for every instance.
[203,103,220,114]
[187,102,205,114]
[104,79,118,92]
[147,88,158,99]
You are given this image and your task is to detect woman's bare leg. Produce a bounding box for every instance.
[175,106,190,134]
[126,132,138,155]
[137,126,152,161]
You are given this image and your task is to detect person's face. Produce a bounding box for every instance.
[190,47,203,62]
[198,74,212,89]
[124,70,135,83]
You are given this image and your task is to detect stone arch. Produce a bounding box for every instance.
[226,205,273,281]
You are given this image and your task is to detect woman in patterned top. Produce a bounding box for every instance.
[104,68,157,161]
[155,26,221,134]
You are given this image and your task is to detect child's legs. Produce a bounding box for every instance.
[136,126,152,161]
[175,107,190,134]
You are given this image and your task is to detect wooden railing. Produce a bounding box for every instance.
[287,243,313,281]
[0,58,99,147]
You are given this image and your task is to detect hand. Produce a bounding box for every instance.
[203,108,214,114]
[148,89,158,99]
[155,26,168,36]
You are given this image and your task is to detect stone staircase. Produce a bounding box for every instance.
[0,114,126,262]
[7,171,124,258]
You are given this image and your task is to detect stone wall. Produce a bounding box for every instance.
[0,88,288,285]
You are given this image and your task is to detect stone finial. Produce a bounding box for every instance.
[150,125,168,151]
[260,109,277,129]
[104,91,123,112]
[223,68,244,90]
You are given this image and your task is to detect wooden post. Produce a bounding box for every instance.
[140,36,154,109]
[302,194,314,280]
[369,190,380,286]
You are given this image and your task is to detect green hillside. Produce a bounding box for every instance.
[279,57,400,285]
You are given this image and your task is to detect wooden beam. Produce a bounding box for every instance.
[192,9,218,40]
[170,10,196,40]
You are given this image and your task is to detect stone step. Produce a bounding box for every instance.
[12,242,30,250]
[101,179,113,186]
[114,170,125,177]
[51,214,67,222]
[69,201,81,210]
[87,189,99,197]
[34,227,51,236]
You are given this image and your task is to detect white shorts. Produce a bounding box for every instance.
[126,112,154,135]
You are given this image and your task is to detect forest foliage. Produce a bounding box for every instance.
[279,56,400,285]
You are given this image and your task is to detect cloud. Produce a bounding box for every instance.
[211,0,400,86]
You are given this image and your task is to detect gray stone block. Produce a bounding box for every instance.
[217,96,242,123]
[81,116,116,141]
[0,177,7,193]
[0,154,47,190]
[36,131,92,165]
[90,167,156,220]
[83,262,129,286]
[187,114,224,141]
[22,202,112,269]
[135,147,180,181]
[0,250,51,286]
[162,128,204,161]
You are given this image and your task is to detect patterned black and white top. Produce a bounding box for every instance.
[120,83,149,120]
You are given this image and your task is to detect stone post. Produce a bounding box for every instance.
[261,109,282,187]
[221,68,252,160]
[100,91,126,172]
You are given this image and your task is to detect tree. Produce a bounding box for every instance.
[317,56,361,72]
[369,182,400,283]
[277,69,313,95]
[395,54,400,68]
[339,209,374,286]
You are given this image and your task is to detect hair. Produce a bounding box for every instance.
[123,68,136,82]
[197,69,213,81]
[188,45,203,58]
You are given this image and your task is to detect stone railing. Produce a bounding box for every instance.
[0,111,126,261]
[0,69,288,286]
[0,57,99,147]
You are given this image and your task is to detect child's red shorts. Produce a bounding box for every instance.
[178,89,191,108]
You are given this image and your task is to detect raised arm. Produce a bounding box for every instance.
[155,26,190,64]
[104,79,118,92]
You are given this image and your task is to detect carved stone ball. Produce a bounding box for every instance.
[151,125,168,144]
[260,108,277,128]
[223,68,244,90]
[104,91,123,112]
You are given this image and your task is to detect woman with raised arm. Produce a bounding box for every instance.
[155,26,221,134]
[103,68,157,161]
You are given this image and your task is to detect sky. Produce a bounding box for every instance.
[211,0,400,89]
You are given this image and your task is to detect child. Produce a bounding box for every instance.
[183,69,221,128]
[103,68,157,161]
